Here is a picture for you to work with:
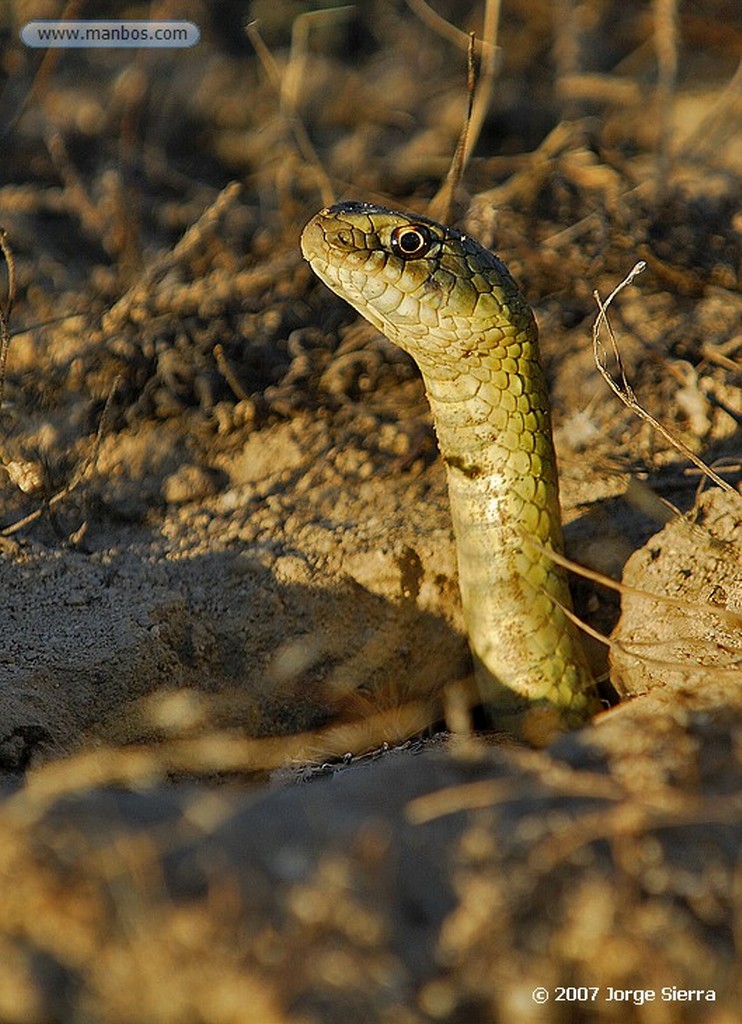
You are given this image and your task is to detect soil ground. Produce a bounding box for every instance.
[0,1,740,1021]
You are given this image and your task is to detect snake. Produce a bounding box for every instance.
[300,201,598,730]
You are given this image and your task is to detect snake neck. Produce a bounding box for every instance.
[412,336,596,726]
[416,339,564,551]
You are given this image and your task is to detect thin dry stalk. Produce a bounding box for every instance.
[0,228,17,415]
[427,33,478,223]
[405,0,476,50]
[465,0,501,164]
[282,5,354,114]
[406,0,500,77]
[426,0,502,222]
[701,338,742,375]
[102,181,242,331]
[213,343,250,403]
[551,0,583,117]
[46,130,105,241]
[1,375,122,538]
[247,17,336,207]
[3,0,86,132]
[407,745,742,826]
[8,699,439,820]
[407,769,625,826]
[653,0,679,197]
[558,599,742,680]
[592,262,737,496]
[45,129,140,273]
[530,539,742,630]
[677,55,742,158]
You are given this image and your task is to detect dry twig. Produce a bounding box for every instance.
[0,228,17,414]
[427,33,479,223]
[427,0,502,222]
[653,0,679,197]
[247,15,339,208]
[1,375,123,538]
[592,262,737,496]
[102,181,242,331]
[8,699,438,820]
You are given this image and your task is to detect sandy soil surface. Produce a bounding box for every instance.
[0,1,740,1021]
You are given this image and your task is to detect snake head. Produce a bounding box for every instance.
[300,201,534,366]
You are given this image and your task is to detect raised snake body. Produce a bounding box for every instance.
[301,202,597,727]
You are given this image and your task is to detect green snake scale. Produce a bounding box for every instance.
[301,202,598,729]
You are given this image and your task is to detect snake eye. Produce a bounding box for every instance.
[390,224,433,259]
